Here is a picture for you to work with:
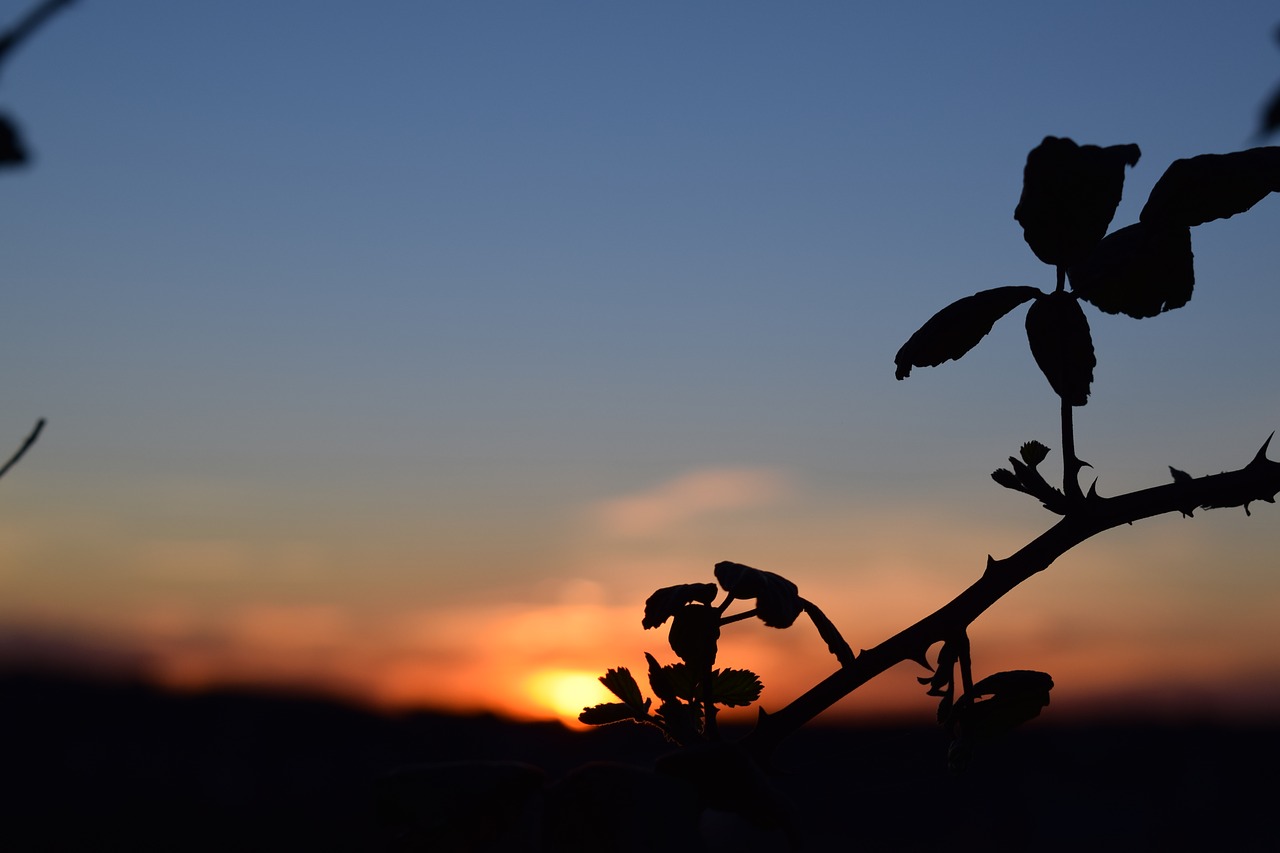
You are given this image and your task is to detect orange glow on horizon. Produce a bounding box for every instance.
[523,669,615,728]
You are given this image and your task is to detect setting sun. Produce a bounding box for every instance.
[525,669,615,726]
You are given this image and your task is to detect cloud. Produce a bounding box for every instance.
[591,467,794,538]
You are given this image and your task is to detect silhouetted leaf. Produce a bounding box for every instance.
[646,654,698,703]
[0,113,27,167]
[668,604,720,670]
[642,583,718,629]
[711,669,762,707]
[991,467,1023,492]
[1024,291,1095,406]
[713,561,803,628]
[1140,148,1280,226]
[599,667,645,707]
[801,598,856,667]
[954,671,1053,737]
[644,653,678,702]
[1019,441,1050,466]
[654,700,702,745]
[1069,221,1194,318]
[1014,136,1141,268]
[947,670,1053,771]
[894,286,1042,380]
[578,702,641,726]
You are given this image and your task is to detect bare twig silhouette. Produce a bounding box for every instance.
[0,418,45,481]
[0,0,75,78]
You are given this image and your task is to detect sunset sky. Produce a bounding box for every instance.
[2,1,1280,727]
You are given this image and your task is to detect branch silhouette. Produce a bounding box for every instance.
[582,132,1280,779]
[742,437,1280,761]
[0,0,75,75]
[0,418,45,481]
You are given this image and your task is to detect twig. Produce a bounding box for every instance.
[742,438,1280,762]
[0,0,75,78]
[0,418,45,480]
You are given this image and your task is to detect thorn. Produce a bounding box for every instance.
[1250,432,1275,467]
[1086,480,1099,499]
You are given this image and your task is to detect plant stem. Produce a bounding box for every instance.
[1061,397,1084,502]
[741,442,1280,763]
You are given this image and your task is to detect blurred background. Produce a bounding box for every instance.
[2,0,1279,728]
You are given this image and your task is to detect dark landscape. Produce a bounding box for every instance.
[1,668,1276,851]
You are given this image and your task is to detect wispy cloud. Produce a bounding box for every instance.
[590,467,794,538]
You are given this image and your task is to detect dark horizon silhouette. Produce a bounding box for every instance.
[1,666,1275,851]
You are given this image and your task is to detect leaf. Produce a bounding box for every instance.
[1068,221,1194,318]
[644,652,678,702]
[711,668,763,707]
[1024,291,1095,406]
[801,598,856,668]
[578,702,641,726]
[968,669,1054,700]
[713,561,803,628]
[1019,441,1050,466]
[646,654,699,703]
[598,667,645,707]
[653,700,702,745]
[946,670,1053,771]
[991,467,1023,492]
[0,113,28,167]
[1140,148,1280,227]
[894,286,1042,380]
[1014,136,1141,268]
[642,583,718,629]
[668,604,720,670]
[954,670,1053,738]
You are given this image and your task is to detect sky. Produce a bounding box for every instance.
[1,1,1279,727]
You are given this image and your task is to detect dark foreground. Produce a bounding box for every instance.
[1,670,1275,851]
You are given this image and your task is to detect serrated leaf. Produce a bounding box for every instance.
[1025,291,1095,407]
[664,663,699,702]
[1019,441,1050,467]
[642,583,719,629]
[668,604,720,670]
[713,561,803,628]
[645,656,699,704]
[1140,148,1280,227]
[578,702,639,726]
[894,286,1042,380]
[645,652,678,703]
[711,668,763,707]
[1014,136,1141,268]
[991,467,1023,492]
[1069,221,1194,318]
[598,667,645,707]
[654,700,702,745]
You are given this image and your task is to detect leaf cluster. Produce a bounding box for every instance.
[896,137,1279,408]
[579,560,855,742]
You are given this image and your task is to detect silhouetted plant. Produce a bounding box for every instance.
[583,130,1280,786]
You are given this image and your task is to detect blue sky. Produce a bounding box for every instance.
[1,1,1279,722]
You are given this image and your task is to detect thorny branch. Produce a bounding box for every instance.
[741,437,1280,763]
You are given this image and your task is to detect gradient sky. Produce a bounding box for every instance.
[2,1,1279,726]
